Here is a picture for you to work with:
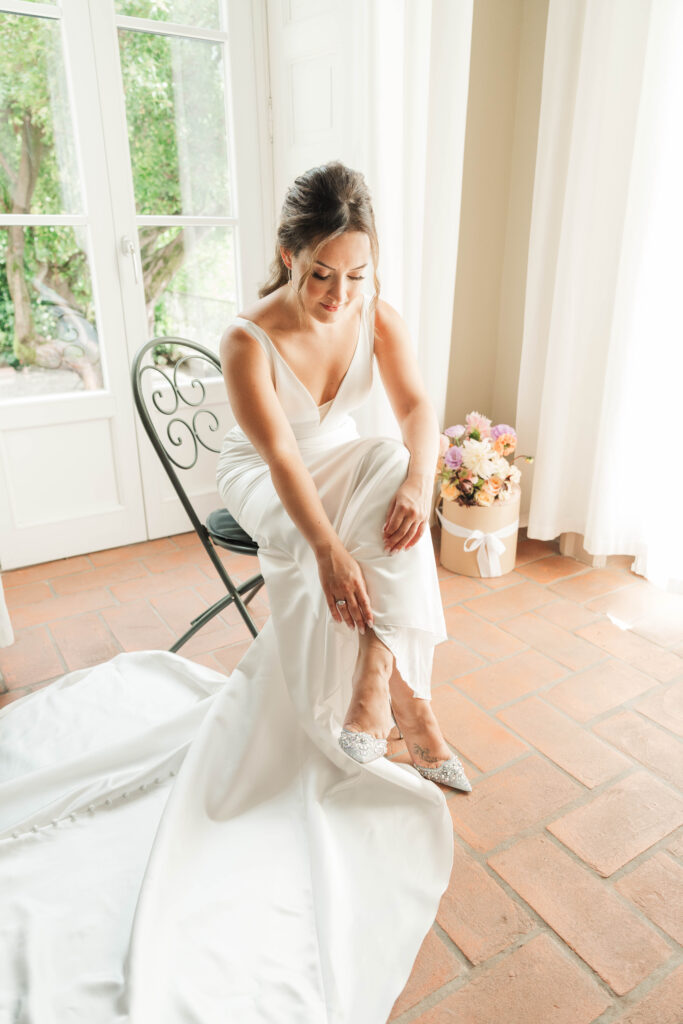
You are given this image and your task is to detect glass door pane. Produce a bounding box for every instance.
[137,224,236,349]
[116,18,238,356]
[0,14,81,214]
[0,10,103,398]
[118,28,232,217]
[0,225,100,398]
[115,0,223,31]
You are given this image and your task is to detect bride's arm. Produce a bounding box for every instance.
[219,326,338,557]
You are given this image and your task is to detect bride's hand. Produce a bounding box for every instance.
[383,478,431,553]
[316,542,374,634]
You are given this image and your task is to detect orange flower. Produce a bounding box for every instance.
[475,487,494,506]
[440,481,459,501]
[493,432,516,456]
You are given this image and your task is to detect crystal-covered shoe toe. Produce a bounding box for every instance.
[414,754,472,792]
[339,728,388,764]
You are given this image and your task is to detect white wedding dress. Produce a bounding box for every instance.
[0,293,454,1024]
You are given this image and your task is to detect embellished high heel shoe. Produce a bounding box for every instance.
[339,699,393,763]
[389,700,472,793]
[412,755,472,792]
[338,727,387,764]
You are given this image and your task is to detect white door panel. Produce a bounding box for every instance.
[0,0,147,569]
[0,0,271,568]
[266,0,367,208]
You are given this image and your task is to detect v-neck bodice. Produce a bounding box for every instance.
[227,292,374,442]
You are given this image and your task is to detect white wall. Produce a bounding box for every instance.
[445,0,549,443]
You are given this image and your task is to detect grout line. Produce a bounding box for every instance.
[430,919,472,974]
[94,608,124,655]
[589,957,683,1024]
[44,621,68,678]
[606,855,683,952]
[435,649,606,718]
[446,830,683,1014]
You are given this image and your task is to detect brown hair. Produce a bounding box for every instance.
[258,160,380,320]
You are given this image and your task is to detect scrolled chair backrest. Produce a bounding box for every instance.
[131,336,230,532]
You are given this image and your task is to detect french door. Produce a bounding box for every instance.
[0,0,271,569]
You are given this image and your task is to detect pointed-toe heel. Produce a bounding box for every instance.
[414,753,472,792]
[338,729,388,764]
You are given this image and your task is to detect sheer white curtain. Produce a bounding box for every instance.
[516,0,683,592]
[354,0,473,440]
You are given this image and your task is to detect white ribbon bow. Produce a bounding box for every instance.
[436,508,519,577]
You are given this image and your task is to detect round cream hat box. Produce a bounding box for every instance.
[438,485,521,577]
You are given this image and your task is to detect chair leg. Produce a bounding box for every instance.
[170,570,266,654]
[200,532,265,628]
[170,610,222,654]
[186,574,264,627]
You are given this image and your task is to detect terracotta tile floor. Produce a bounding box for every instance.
[1,529,682,1023]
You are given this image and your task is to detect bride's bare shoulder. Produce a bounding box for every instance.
[220,289,287,355]
[236,289,288,330]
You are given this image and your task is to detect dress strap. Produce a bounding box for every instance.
[232,319,274,364]
[231,316,276,376]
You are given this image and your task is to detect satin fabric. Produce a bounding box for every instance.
[0,292,454,1023]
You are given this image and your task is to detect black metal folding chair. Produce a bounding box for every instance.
[131,336,265,652]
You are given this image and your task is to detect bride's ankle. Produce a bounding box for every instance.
[389,690,430,722]
[351,665,391,700]
[390,701,452,765]
[343,669,392,736]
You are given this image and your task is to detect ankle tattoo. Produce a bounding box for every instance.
[413,743,441,764]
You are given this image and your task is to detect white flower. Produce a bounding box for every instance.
[509,465,521,484]
[461,438,496,479]
[490,455,511,479]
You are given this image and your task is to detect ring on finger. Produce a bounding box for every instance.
[335,598,347,608]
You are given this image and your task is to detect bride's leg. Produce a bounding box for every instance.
[342,629,395,739]
[343,629,453,766]
[386,661,453,768]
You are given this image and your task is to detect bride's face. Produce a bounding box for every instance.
[285,231,371,324]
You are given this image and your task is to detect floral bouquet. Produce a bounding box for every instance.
[436,411,533,507]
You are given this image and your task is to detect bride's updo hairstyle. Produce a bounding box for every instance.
[258,160,380,319]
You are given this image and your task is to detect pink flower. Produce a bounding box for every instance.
[465,411,492,437]
[444,424,466,440]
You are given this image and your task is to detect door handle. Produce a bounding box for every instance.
[120,234,140,285]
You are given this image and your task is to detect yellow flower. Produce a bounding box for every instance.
[475,487,494,507]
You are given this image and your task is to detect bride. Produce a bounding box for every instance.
[0,161,470,1024]
[218,161,470,786]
